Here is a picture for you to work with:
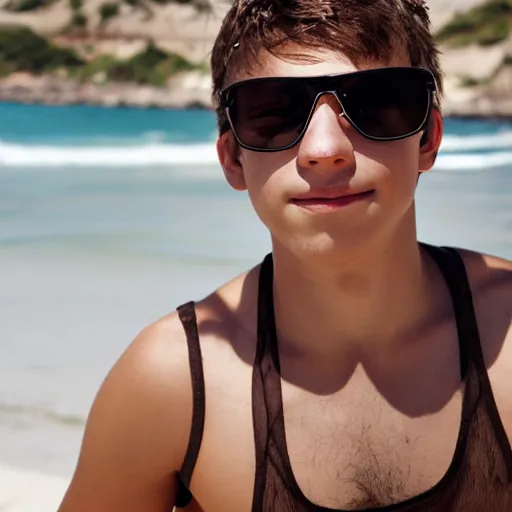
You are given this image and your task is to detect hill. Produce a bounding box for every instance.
[0,0,511,117]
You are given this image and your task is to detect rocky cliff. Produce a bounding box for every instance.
[1,0,512,117]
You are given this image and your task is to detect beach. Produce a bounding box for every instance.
[1,103,511,510]
[0,464,68,511]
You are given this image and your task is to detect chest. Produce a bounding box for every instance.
[192,375,465,512]
[282,384,464,509]
[191,324,468,511]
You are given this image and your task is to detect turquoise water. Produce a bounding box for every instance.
[0,103,511,478]
[0,103,218,144]
[1,103,511,261]
[2,102,512,169]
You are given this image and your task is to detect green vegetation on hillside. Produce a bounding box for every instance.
[71,11,88,28]
[99,2,120,23]
[2,0,206,8]
[67,0,88,29]
[0,25,83,76]
[0,25,203,86]
[4,0,52,12]
[436,0,512,47]
[151,0,206,4]
[75,41,200,86]
[124,0,214,11]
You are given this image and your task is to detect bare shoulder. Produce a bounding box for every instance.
[456,248,512,340]
[456,247,512,361]
[58,311,195,511]
[457,248,512,439]
[59,264,260,512]
[456,247,512,294]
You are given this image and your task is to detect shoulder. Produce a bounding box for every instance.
[112,308,196,423]
[456,248,512,299]
[90,308,198,464]
[456,248,512,439]
[110,263,259,435]
[90,263,260,451]
[455,248,511,345]
[58,308,196,510]
[60,265,261,510]
[455,247,511,363]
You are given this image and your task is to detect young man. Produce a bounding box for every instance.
[58,0,512,510]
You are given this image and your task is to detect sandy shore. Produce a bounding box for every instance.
[0,464,69,512]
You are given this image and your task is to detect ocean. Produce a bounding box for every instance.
[0,102,511,480]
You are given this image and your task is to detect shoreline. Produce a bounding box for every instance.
[2,73,512,121]
[1,0,512,120]
[0,73,213,111]
[3,95,512,122]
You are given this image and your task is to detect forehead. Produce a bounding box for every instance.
[228,46,410,85]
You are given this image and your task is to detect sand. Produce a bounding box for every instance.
[0,464,69,512]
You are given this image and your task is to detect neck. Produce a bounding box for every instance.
[271,218,435,362]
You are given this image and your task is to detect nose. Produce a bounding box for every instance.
[297,93,355,174]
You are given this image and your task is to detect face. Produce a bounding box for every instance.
[217,48,443,261]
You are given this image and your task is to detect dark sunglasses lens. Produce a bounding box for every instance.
[227,81,312,150]
[340,70,430,139]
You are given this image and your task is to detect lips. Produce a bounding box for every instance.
[290,190,375,212]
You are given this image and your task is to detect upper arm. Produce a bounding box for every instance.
[460,249,512,444]
[493,319,512,444]
[58,316,193,512]
[495,318,512,445]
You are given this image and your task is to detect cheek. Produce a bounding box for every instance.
[241,150,293,204]
[361,139,420,192]
[245,169,281,220]
[390,144,421,193]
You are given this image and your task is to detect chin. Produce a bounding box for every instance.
[273,225,380,263]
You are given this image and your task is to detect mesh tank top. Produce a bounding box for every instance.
[175,244,512,511]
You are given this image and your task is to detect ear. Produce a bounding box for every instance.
[418,109,443,173]
[217,132,247,191]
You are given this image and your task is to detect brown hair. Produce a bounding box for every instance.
[210,0,443,133]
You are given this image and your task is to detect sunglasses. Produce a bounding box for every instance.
[220,67,436,152]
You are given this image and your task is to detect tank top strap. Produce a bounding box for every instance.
[175,301,206,507]
[252,253,282,511]
[422,243,512,475]
[422,244,480,378]
[251,246,512,511]
[255,253,279,367]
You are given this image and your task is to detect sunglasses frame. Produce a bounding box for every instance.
[220,67,437,152]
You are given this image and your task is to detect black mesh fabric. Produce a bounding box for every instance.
[251,245,512,511]
[175,244,512,511]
